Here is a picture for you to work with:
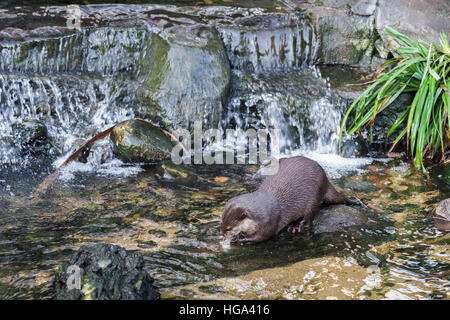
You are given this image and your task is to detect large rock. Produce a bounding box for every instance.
[305,6,376,66]
[136,24,230,130]
[110,119,174,163]
[53,243,160,300]
[281,0,449,67]
[313,204,369,234]
[375,0,450,53]
[281,0,378,67]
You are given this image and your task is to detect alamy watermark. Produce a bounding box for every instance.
[170,121,281,176]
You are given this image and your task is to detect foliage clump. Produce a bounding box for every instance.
[340,27,450,172]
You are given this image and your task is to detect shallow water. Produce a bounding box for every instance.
[0,155,448,300]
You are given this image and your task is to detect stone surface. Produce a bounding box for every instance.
[53,243,160,300]
[110,119,174,163]
[136,24,230,130]
[375,0,450,53]
[217,13,318,71]
[313,204,368,234]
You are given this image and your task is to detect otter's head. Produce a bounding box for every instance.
[220,192,278,244]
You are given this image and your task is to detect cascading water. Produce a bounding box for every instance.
[0,28,148,171]
[222,68,344,156]
[0,9,359,177]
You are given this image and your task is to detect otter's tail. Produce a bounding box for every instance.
[323,182,348,205]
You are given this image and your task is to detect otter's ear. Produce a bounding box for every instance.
[241,211,246,218]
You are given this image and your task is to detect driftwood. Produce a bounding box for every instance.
[33,118,188,198]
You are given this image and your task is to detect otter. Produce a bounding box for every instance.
[220,156,349,244]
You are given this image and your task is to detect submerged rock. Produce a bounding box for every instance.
[136,24,230,130]
[110,119,174,163]
[53,243,160,300]
[313,204,369,234]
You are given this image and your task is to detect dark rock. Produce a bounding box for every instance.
[282,1,377,67]
[0,28,146,76]
[110,119,173,163]
[53,243,160,300]
[313,204,369,234]
[303,0,378,16]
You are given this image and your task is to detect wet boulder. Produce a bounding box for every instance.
[53,243,160,300]
[136,24,230,130]
[432,199,450,232]
[110,119,174,163]
[313,204,369,234]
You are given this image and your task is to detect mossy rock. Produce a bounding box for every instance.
[110,119,173,163]
[135,24,230,130]
[53,243,160,300]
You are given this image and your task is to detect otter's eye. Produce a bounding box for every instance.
[241,212,246,219]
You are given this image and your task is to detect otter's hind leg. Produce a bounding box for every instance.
[323,182,348,205]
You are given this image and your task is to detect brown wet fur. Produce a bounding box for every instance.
[221,156,349,244]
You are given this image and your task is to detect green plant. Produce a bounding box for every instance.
[339,27,450,173]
